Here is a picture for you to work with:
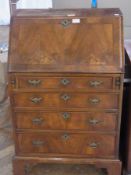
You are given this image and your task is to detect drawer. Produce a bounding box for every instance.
[17,132,116,158]
[13,92,119,110]
[15,111,117,131]
[10,75,119,91]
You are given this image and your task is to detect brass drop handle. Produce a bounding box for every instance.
[88,98,100,105]
[62,112,71,120]
[89,80,103,87]
[61,78,70,86]
[32,140,44,146]
[89,142,100,149]
[62,134,70,141]
[32,118,44,125]
[30,97,42,104]
[28,80,41,86]
[61,94,71,101]
[88,119,103,125]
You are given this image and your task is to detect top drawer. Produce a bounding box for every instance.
[9,75,121,91]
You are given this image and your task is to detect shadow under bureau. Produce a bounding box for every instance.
[8,8,124,175]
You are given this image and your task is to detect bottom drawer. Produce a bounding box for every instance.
[16,132,116,158]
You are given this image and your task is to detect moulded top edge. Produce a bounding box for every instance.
[13,8,123,18]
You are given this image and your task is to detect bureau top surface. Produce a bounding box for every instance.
[13,8,122,18]
[8,8,124,73]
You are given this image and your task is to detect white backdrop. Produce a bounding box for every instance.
[0,0,52,25]
[0,0,10,25]
[17,0,52,9]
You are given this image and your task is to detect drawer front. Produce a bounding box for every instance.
[13,92,119,109]
[15,112,117,131]
[12,76,116,90]
[17,132,116,158]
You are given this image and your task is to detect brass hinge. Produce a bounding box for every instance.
[11,80,16,85]
[115,77,121,88]
[10,77,16,87]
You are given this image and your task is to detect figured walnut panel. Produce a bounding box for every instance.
[8,14,123,73]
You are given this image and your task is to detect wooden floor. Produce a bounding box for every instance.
[0,26,106,175]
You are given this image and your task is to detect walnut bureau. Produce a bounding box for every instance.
[8,9,124,175]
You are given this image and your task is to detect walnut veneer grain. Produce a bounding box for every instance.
[8,8,124,175]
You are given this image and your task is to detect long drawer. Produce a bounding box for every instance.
[12,92,119,109]
[15,111,117,131]
[9,75,120,91]
[16,132,116,158]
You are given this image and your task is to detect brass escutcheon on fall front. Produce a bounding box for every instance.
[61,19,71,27]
